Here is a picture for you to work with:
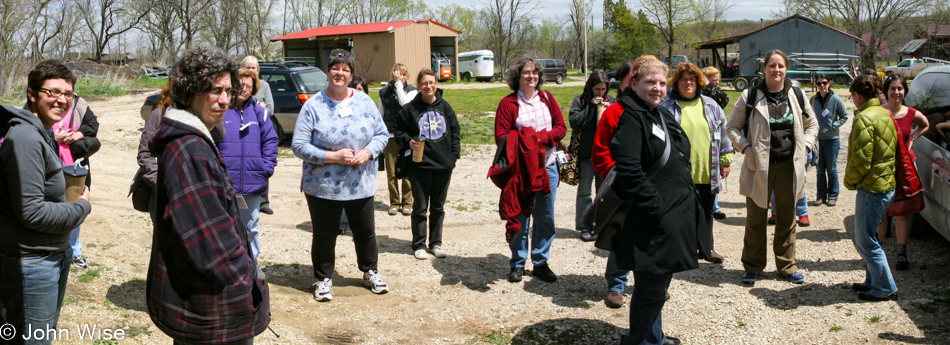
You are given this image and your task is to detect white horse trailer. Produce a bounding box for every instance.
[458,50,495,82]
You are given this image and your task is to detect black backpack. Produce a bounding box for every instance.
[743,82,807,134]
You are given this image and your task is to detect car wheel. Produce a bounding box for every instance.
[271,116,285,145]
[733,77,749,92]
[462,72,472,82]
[556,73,564,84]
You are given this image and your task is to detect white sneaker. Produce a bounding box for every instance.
[362,270,389,294]
[431,245,447,258]
[414,249,428,260]
[313,278,333,302]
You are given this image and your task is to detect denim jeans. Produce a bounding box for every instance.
[854,188,897,297]
[238,194,262,260]
[816,139,841,200]
[605,252,631,293]
[623,271,672,345]
[0,249,72,345]
[509,164,558,268]
[69,227,82,258]
[713,194,721,213]
[575,159,603,232]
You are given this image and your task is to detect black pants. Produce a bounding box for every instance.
[408,167,453,250]
[697,183,715,250]
[305,195,378,280]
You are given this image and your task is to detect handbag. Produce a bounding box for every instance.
[559,132,580,186]
[585,107,671,251]
[393,147,411,179]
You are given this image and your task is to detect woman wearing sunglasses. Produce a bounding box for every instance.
[807,74,848,207]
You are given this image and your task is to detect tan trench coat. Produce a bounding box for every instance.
[725,85,819,209]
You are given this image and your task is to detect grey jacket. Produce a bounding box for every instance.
[810,91,849,140]
[0,105,91,254]
[252,81,274,116]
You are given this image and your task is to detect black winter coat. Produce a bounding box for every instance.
[610,89,711,274]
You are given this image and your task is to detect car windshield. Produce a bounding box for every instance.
[294,70,329,94]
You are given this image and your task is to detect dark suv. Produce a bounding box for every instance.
[139,62,328,143]
[259,62,328,143]
[537,59,568,84]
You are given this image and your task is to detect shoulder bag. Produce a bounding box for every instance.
[585,104,671,251]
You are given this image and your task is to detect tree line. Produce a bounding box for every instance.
[1,0,947,97]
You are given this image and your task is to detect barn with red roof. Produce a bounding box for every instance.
[272,19,461,83]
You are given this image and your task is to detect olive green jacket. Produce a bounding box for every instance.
[845,98,897,193]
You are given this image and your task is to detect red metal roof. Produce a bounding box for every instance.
[271,19,460,41]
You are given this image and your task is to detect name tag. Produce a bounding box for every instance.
[822,109,830,117]
[339,107,353,118]
[652,124,666,141]
[713,131,721,141]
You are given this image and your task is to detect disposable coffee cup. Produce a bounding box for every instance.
[412,136,426,163]
[596,103,608,124]
[63,164,88,203]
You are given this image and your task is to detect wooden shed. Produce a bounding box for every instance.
[692,14,860,89]
[271,19,461,83]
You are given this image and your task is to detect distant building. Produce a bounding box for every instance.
[272,19,461,83]
[899,24,950,61]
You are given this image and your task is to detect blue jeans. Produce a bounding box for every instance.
[340,212,349,230]
[69,227,82,258]
[509,164,558,268]
[713,195,721,213]
[854,188,897,297]
[816,139,841,200]
[575,159,603,232]
[605,252,631,292]
[238,194,262,260]
[624,271,672,345]
[0,249,72,345]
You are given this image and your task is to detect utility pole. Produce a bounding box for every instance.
[583,0,589,81]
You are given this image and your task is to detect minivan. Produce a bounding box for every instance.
[536,59,568,84]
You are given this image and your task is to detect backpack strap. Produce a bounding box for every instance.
[793,86,807,118]
[743,84,758,135]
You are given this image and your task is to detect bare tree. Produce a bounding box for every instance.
[568,0,595,70]
[482,0,539,68]
[284,0,348,34]
[170,0,220,49]
[784,0,929,69]
[139,0,182,63]
[422,4,488,52]
[0,0,51,97]
[78,0,152,62]
[240,0,279,56]
[346,0,422,24]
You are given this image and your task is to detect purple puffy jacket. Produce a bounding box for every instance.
[216,100,279,195]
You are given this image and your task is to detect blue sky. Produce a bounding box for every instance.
[422,0,782,26]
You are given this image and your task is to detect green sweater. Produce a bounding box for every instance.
[845,98,897,193]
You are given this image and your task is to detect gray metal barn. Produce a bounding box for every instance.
[693,14,861,88]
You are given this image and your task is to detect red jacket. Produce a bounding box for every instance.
[494,90,567,148]
[488,128,550,239]
[592,102,625,178]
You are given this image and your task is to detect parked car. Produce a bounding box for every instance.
[139,62,328,144]
[536,59,568,84]
[906,65,950,242]
[663,55,690,69]
[884,58,947,79]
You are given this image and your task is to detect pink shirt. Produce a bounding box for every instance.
[516,90,555,166]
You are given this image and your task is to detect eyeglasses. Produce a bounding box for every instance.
[680,77,698,84]
[209,87,237,98]
[36,87,76,100]
[239,85,253,91]
[521,70,540,76]
[816,81,829,86]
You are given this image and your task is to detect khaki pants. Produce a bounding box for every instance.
[383,138,412,207]
[742,159,798,275]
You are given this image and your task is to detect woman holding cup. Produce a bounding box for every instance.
[568,70,613,241]
[393,69,460,260]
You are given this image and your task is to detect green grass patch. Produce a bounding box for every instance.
[77,268,101,282]
[869,316,882,323]
[92,340,118,345]
[75,77,130,99]
[830,325,843,332]
[472,330,512,345]
[100,242,117,250]
[131,77,169,89]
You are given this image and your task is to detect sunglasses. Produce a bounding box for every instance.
[816,81,829,86]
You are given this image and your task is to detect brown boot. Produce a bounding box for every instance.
[709,250,725,264]
[605,291,624,308]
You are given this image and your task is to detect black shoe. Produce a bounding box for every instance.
[767,214,776,225]
[808,198,825,207]
[851,283,871,292]
[532,264,558,282]
[713,211,726,219]
[896,253,909,271]
[857,291,898,301]
[507,267,524,282]
[260,205,274,215]
[663,336,682,345]
[825,198,837,207]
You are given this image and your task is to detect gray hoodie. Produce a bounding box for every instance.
[0,105,91,254]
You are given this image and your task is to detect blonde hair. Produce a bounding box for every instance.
[701,66,720,78]
[634,59,669,81]
[392,63,409,77]
[241,56,260,71]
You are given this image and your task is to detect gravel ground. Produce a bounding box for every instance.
[48,89,950,344]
